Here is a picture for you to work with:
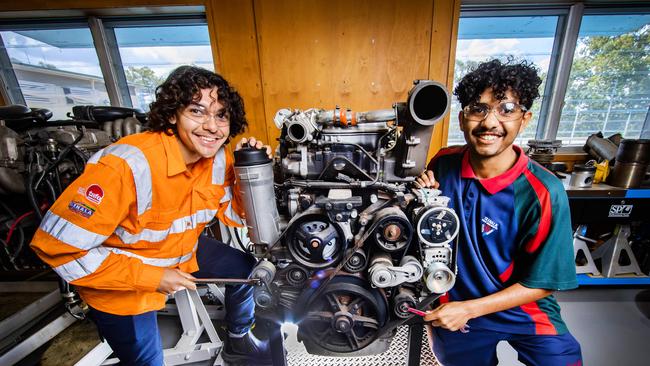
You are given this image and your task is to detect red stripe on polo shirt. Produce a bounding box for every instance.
[520,301,557,335]
[522,169,552,253]
[499,261,514,283]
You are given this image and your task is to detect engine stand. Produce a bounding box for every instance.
[76,288,225,366]
[406,321,425,366]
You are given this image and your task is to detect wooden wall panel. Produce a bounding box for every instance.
[253,0,435,146]
[427,0,461,159]
[0,0,460,154]
[207,0,269,144]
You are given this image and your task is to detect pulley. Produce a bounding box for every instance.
[343,248,368,273]
[298,276,388,354]
[416,206,459,246]
[285,213,346,269]
[371,207,413,252]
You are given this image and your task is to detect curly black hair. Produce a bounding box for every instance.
[454,59,542,110]
[147,66,247,142]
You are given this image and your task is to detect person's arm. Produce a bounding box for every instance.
[424,284,551,331]
[30,154,195,294]
[425,170,578,332]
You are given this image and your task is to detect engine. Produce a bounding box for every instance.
[237,80,461,356]
[0,104,145,271]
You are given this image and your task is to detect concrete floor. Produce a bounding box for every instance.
[497,288,650,366]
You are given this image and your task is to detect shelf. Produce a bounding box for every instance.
[577,273,650,286]
[565,182,650,199]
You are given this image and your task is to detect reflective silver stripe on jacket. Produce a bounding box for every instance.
[224,200,243,225]
[114,209,218,244]
[220,186,233,203]
[53,246,110,282]
[107,242,198,267]
[40,211,109,250]
[88,144,153,216]
[219,186,242,224]
[212,148,226,185]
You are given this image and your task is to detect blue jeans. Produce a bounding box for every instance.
[431,326,583,366]
[90,235,257,365]
[193,235,257,335]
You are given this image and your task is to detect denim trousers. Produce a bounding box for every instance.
[89,235,257,365]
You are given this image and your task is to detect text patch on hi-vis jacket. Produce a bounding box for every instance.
[68,200,95,218]
[85,184,104,205]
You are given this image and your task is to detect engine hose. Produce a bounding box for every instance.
[5,212,30,261]
[233,227,250,253]
[26,168,44,220]
[44,179,58,205]
[53,163,63,194]
[34,127,85,191]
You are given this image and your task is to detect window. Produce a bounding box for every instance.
[448,14,561,146]
[448,5,650,147]
[112,23,214,112]
[0,28,109,119]
[0,9,212,118]
[559,13,650,144]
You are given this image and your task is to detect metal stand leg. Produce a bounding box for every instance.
[265,319,287,366]
[592,225,645,277]
[406,323,424,366]
[573,225,601,275]
[163,289,224,365]
[79,289,225,366]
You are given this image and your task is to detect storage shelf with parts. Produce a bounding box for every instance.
[566,183,650,287]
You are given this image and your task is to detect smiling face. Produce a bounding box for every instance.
[170,87,230,165]
[459,88,531,162]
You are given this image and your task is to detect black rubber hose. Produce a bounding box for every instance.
[26,167,43,220]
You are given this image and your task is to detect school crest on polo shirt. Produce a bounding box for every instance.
[481,216,499,236]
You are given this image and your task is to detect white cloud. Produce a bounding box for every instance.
[457,39,522,60]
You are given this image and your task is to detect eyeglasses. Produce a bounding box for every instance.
[462,102,528,122]
[182,104,230,127]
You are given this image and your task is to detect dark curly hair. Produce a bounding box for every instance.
[454,59,542,110]
[147,66,247,142]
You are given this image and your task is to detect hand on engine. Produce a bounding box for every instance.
[235,137,273,159]
[157,268,197,295]
[414,170,439,189]
[424,301,473,332]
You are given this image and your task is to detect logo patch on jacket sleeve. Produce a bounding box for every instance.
[85,184,104,204]
[68,200,95,218]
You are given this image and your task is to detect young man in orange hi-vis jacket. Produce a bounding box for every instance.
[30,66,273,365]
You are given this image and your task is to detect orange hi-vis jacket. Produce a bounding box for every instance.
[30,131,245,315]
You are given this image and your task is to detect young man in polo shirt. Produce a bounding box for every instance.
[416,59,582,366]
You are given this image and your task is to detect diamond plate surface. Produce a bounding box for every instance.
[284,325,440,366]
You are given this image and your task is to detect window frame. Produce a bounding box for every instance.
[455,2,650,146]
[0,11,211,112]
